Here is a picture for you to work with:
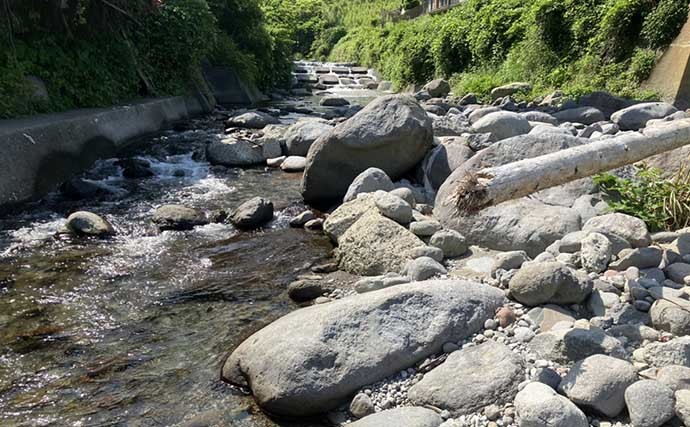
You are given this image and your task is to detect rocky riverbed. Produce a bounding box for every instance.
[4,66,690,427]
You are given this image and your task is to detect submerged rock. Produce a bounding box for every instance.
[64,211,115,236]
[230,197,274,230]
[152,205,207,231]
[222,280,504,416]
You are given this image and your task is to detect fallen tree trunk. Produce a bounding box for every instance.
[453,119,690,212]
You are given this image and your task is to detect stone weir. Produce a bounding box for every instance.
[292,61,386,92]
[0,94,211,210]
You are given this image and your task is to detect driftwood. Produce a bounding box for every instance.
[453,119,690,212]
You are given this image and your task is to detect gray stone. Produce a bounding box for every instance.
[320,96,350,107]
[625,380,675,427]
[408,246,444,262]
[287,280,333,303]
[422,137,475,190]
[657,365,690,391]
[222,280,504,416]
[529,328,627,364]
[509,262,585,306]
[152,205,207,231]
[390,187,416,207]
[490,82,531,100]
[350,407,442,427]
[491,251,529,276]
[665,263,690,284]
[424,79,451,98]
[302,95,433,204]
[408,341,523,415]
[284,120,333,156]
[650,299,690,335]
[608,324,660,343]
[406,256,447,281]
[468,107,501,124]
[280,156,307,172]
[533,368,562,390]
[65,211,115,236]
[336,210,425,275]
[553,107,606,125]
[610,247,662,270]
[290,211,316,228]
[349,393,375,419]
[520,111,558,125]
[471,111,531,142]
[558,354,637,417]
[572,194,609,223]
[611,102,678,131]
[581,232,612,273]
[230,197,274,230]
[582,213,651,248]
[410,220,443,237]
[515,382,588,427]
[323,194,377,242]
[227,111,279,129]
[643,337,690,367]
[343,168,395,203]
[206,138,264,166]
[676,389,690,426]
[374,191,413,224]
[429,230,468,258]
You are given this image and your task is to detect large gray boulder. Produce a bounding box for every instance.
[422,137,474,190]
[206,138,264,166]
[301,95,433,204]
[227,111,279,129]
[515,382,588,427]
[230,197,274,230]
[323,194,377,242]
[64,211,115,236]
[470,111,531,142]
[434,134,586,256]
[528,328,626,364]
[625,380,676,427]
[408,341,523,415]
[611,102,678,131]
[558,354,637,417]
[152,205,207,231]
[553,107,605,125]
[350,407,442,427]
[284,120,333,156]
[336,210,425,275]
[509,262,590,306]
[582,213,651,248]
[222,280,504,416]
[424,79,451,98]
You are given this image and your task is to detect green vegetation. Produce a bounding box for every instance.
[325,0,690,99]
[595,166,690,231]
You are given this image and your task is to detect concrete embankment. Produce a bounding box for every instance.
[0,94,211,209]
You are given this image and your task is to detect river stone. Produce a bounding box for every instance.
[553,107,605,125]
[349,393,374,419]
[230,197,274,230]
[520,111,558,125]
[642,337,690,367]
[676,389,690,426]
[206,138,264,166]
[491,251,529,276]
[389,187,416,207]
[422,137,475,190]
[301,95,433,204]
[408,341,523,415]
[528,327,626,364]
[410,220,443,237]
[429,230,467,258]
[374,191,413,224]
[625,380,675,427]
[65,211,115,236]
[611,102,678,131]
[343,168,395,202]
[287,280,333,303]
[227,111,279,129]
[407,246,444,262]
[650,299,690,335]
[435,133,587,256]
[551,269,593,305]
[582,213,651,248]
[490,82,531,100]
[610,247,662,270]
[336,210,425,275]
[668,233,690,256]
[222,280,504,416]
[405,256,447,281]
[424,79,451,98]
[665,263,690,284]
[515,382,588,427]
[350,407,442,427]
[152,205,207,231]
[581,232,612,273]
[280,156,307,172]
[284,120,333,156]
[470,111,531,142]
[559,355,637,417]
[657,365,690,391]
[509,262,587,306]
[323,194,377,242]
[320,96,350,107]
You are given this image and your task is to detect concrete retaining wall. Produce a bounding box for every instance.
[0,94,211,209]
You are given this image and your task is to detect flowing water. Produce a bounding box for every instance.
[0,75,381,427]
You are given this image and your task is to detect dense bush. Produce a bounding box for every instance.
[642,0,690,48]
[595,166,690,231]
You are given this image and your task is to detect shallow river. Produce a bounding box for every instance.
[0,80,380,426]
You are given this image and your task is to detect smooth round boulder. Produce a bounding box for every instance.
[650,299,690,336]
[227,111,279,129]
[558,354,637,417]
[374,191,413,224]
[421,137,475,190]
[509,262,572,306]
[410,220,442,237]
[230,197,274,230]
[611,102,678,131]
[64,211,115,236]
[582,213,651,248]
[301,95,433,204]
[470,111,531,142]
[152,205,207,231]
[206,138,264,166]
[423,79,451,98]
[349,393,374,419]
[343,168,395,203]
[350,407,442,427]
[280,156,307,172]
[553,107,605,125]
[429,230,467,258]
[405,256,447,281]
[320,96,350,107]
[284,120,333,156]
[625,380,675,427]
[515,382,588,427]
